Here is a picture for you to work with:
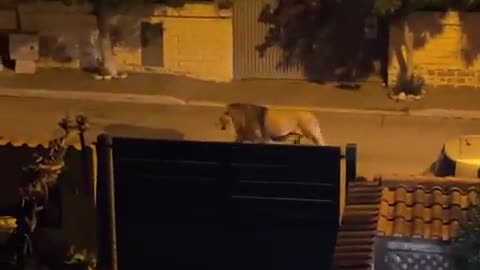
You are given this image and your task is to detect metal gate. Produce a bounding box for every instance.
[96,136,349,270]
[233,0,305,80]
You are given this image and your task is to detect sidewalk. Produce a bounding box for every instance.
[2,68,480,118]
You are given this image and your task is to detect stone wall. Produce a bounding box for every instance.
[388,11,480,88]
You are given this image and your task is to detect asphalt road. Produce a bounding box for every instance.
[2,96,480,179]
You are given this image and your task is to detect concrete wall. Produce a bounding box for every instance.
[0,2,233,82]
[388,11,480,87]
[12,2,99,69]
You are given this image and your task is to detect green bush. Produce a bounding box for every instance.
[392,72,425,96]
[449,206,480,270]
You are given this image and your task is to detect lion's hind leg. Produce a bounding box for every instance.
[276,132,303,145]
[300,120,326,146]
[310,130,326,146]
[293,133,302,145]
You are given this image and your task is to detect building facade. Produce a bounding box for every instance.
[2,2,480,86]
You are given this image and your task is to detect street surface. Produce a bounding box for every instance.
[2,96,480,179]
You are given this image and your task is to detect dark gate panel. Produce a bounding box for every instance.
[233,0,305,79]
[98,137,342,270]
[141,22,164,67]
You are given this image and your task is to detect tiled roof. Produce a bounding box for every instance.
[377,176,480,241]
[332,180,382,270]
[0,136,89,150]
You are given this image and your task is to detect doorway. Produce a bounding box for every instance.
[140,22,164,67]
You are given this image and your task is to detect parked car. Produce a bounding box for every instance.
[431,135,480,178]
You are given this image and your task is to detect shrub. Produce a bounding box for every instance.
[216,0,233,9]
[392,72,425,96]
[449,205,480,270]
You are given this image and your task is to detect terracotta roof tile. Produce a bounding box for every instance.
[377,177,480,241]
[0,136,99,150]
[332,180,382,270]
[0,136,88,150]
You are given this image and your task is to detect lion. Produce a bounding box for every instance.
[217,103,326,145]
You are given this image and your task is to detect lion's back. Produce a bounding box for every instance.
[265,109,301,136]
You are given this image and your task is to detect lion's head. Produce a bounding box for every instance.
[216,103,268,142]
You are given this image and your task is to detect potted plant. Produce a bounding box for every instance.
[390,72,426,101]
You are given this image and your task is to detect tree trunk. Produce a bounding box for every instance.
[403,22,414,77]
[96,7,119,77]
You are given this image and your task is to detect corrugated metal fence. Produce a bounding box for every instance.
[233,0,305,80]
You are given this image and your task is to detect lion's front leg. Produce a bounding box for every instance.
[233,123,247,143]
[257,137,272,144]
[234,136,244,143]
[252,133,271,144]
[258,126,273,144]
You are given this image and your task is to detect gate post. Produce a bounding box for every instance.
[345,144,357,183]
[96,134,118,270]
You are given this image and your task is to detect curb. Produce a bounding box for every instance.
[407,108,480,119]
[1,88,480,119]
[0,88,186,105]
[187,100,408,116]
[187,99,480,119]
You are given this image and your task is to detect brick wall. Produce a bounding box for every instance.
[146,3,233,82]
[388,11,480,88]
[114,3,234,82]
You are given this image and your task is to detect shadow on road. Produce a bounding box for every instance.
[104,124,185,140]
